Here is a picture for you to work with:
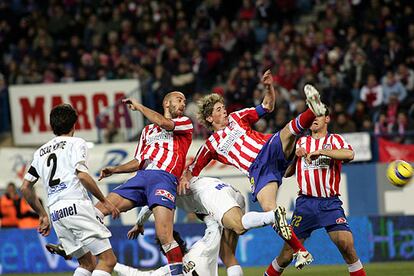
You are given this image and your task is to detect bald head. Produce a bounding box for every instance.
[163,91,186,118]
[163,91,185,105]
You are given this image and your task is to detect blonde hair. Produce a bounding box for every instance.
[197,93,224,130]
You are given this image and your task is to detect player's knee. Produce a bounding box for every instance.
[99,250,117,269]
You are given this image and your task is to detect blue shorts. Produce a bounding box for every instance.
[248,132,291,202]
[111,170,177,210]
[291,196,351,239]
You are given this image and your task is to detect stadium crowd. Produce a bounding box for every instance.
[0,0,414,143]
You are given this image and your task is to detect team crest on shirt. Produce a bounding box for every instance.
[322,144,332,150]
[336,217,347,224]
[155,189,175,202]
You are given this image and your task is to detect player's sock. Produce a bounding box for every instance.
[264,258,284,276]
[114,263,139,276]
[274,226,306,252]
[348,259,366,276]
[242,211,275,229]
[73,267,91,276]
[162,240,184,276]
[288,109,316,135]
[91,270,111,276]
[227,264,243,276]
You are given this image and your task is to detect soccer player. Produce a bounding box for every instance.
[115,177,246,276]
[21,104,120,276]
[96,92,193,276]
[47,177,246,275]
[180,70,327,271]
[271,107,367,276]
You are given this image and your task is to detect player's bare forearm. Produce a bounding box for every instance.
[77,171,107,202]
[139,104,175,130]
[124,98,174,130]
[319,149,354,161]
[20,180,48,217]
[261,70,276,112]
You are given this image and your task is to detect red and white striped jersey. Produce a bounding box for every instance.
[296,133,353,197]
[188,107,272,176]
[134,116,193,178]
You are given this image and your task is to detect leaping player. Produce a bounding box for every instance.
[180,70,327,272]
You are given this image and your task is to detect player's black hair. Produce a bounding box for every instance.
[50,104,78,136]
[156,230,188,255]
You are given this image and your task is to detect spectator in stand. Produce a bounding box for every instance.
[0,182,20,228]
[396,63,414,103]
[332,112,356,134]
[382,71,407,104]
[360,74,383,118]
[375,112,390,138]
[17,197,40,229]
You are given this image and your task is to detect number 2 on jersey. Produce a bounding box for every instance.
[47,153,61,187]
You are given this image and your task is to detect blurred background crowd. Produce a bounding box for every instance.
[0,0,414,143]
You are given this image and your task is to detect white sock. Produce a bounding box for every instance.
[272,258,285,272]
[73,267,91,276]
[348,259,363,272]
[114,263,141,276]
[227,264,243,276]
[91,270,111,276]
[241,211,275,229]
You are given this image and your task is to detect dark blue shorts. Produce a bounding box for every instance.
[291,196,351,239]
[248,132,291,202]
[111,170,177,210]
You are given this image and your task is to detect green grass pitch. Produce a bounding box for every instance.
[8,262,414,276]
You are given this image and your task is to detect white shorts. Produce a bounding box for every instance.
[50,199,112,257]
[196,184,246,227]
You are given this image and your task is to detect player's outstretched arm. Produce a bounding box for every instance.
[98,159,140,180]
[77,171,120,219]
[127,206,152,239]
[20,179,50,236]
[261,69,276,113]
[123,97,175,130]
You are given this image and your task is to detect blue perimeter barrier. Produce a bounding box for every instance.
[0,215,413,274]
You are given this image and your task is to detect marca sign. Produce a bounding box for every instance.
[9,80,142,145]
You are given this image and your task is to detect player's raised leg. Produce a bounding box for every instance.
[279,84,327,156]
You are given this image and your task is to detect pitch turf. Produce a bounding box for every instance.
[8,262,414,276]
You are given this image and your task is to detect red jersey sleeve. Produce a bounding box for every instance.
[187,143,215,176]
[231,107,261,125]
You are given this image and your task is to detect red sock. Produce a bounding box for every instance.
[289,109,316,135]
[278,226,306,252]
[164,242,183,263]
[350,268,366,276]
[264,263,283,276]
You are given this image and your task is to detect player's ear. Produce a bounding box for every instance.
[326,115,330,124]
[206,116,213,123]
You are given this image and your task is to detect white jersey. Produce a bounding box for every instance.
[24,136,90,207]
